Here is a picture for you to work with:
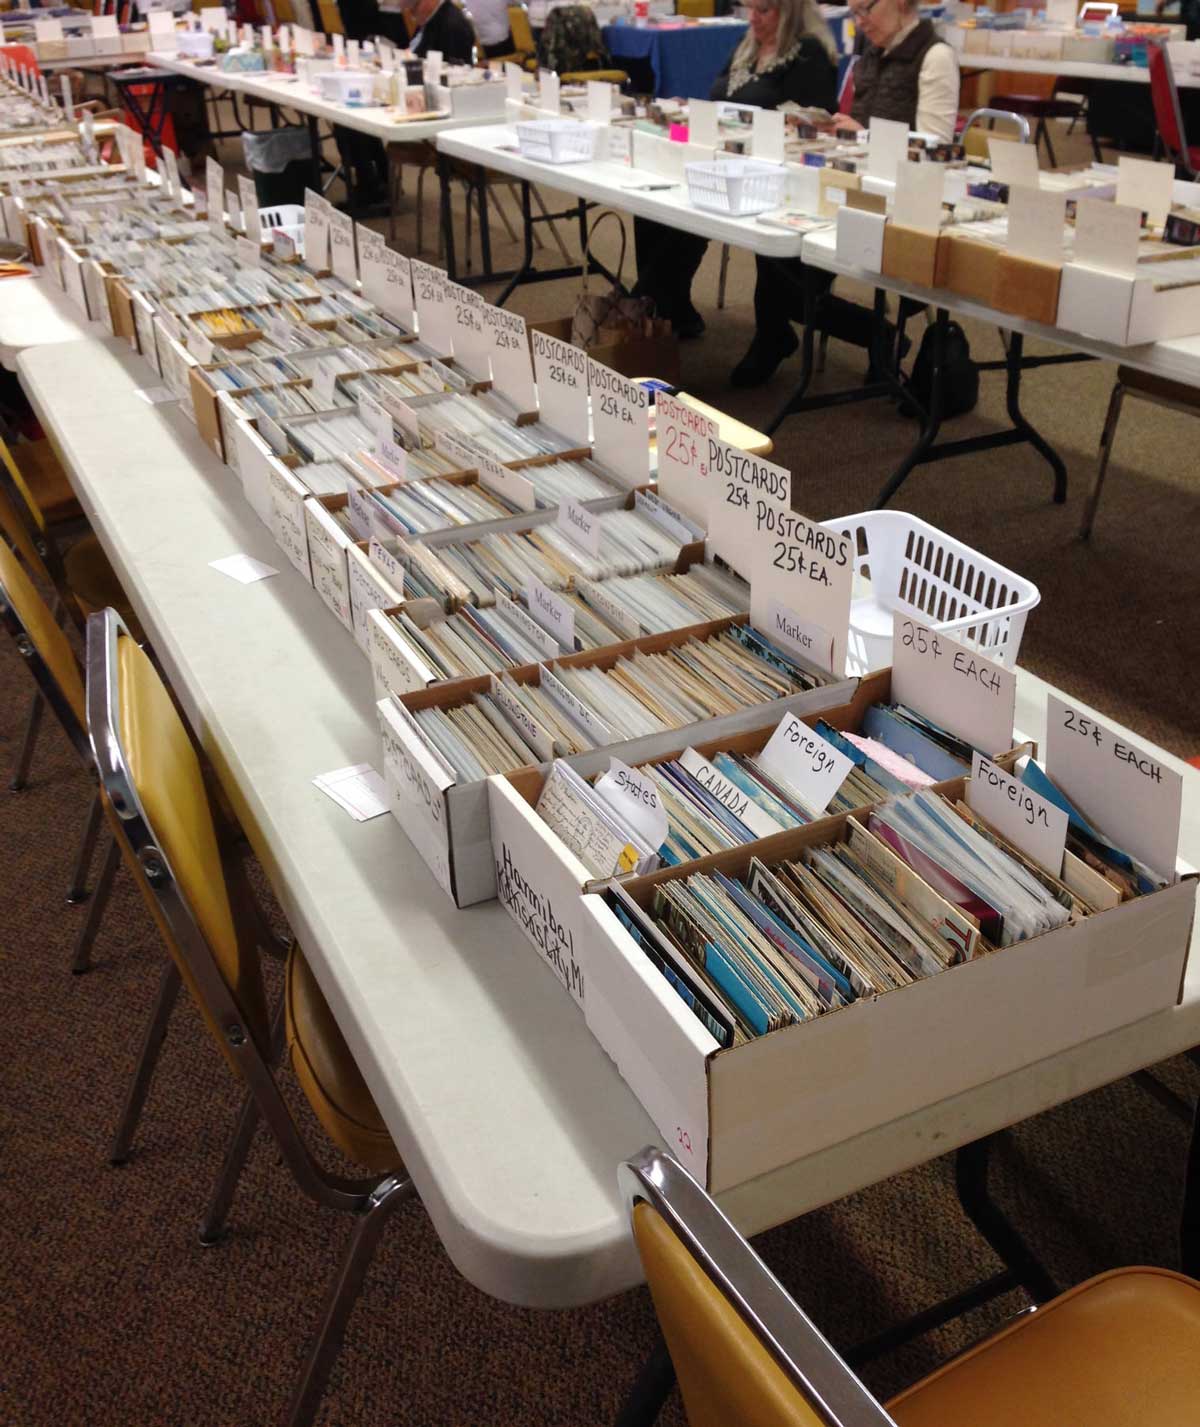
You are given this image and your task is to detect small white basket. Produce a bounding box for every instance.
[259,203,305,257]
[820,510,1040,675]
[684,158,785,216]
[515,119,598,164]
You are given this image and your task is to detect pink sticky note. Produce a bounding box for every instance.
[668,123,689,143]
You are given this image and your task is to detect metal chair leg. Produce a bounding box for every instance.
[614,1333,675,1427]
[9,685,44,791]
[109,960,182,1166]
[530,185,573,262]
[717,242,730,309]
[198,991,286,1245]
[283,1174,415,1427]
[70,833,119,974]
[488,185,519,243]
[1081,381,1126,540]
[66,788,104,904]
[816,331,830,374]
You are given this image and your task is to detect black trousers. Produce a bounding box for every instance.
[632,218,708,322]
[753,255,877,349]
[333,126,387,194]
[481,35,514,58]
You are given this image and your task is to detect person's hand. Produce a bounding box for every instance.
[828,113,864,132]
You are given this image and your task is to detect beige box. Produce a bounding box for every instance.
[993,250,1062,325]
[882,223,940,288]
[934,232,1001,304]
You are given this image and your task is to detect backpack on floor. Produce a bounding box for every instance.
[906,320,979,418]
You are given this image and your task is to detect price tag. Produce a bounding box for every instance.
[235,234,260,269]
[596,757,669,850]
[556,498,600,556]
[482,303,534,412]
[761,600,832,673]
[237,174,260,243]
[892,618,1016,757]
[538,68,560,114]
[328,208,357,285]
[588,357,649,489]
[655,391,715,528]
[532,328,588,444]
[303,189,330,272]
[705,435,789,577]
[356,222,386,307]
[758,713,854,813]
[478,453,536,512]
[1046,695,1182,878]
[967,753,1068,875]
[205,156,225,236]
[380,247,413,329]
[447,281,489,381]
[748,508,853,678]
[526,579,574,649]
[678,747,786,839]
[411,258,454,357]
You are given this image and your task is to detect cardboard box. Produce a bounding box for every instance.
[348,544,405,654]
[882,223,939,288]
[378,622,858,908]
[268,462,315,583]
[304,495,356,631]
[1056,258,1200,345]
[573,801,1196,1192]
[993,250,1061,325]
[836,205,887,272]
[934,232,1001,304]
[530,316,680,387]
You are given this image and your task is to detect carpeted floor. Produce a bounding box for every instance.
[1,116,1198,1427]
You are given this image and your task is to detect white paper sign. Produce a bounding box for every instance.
[987,136,1038,187]
[526,577,575,650]
[1116,155,1174,228]
[688,98,718,148]
[35,18,64,42]
[1006,186,1067,264]
[748,509,853,677]
[59,76,74,120]
[968,752,1068,875]
[704,435,790,580]
[758,712,854,812]
[762,599,832,673]
[237,173,260,243]
[751,108,785,163]
[607,125,632,165]
[328,208,357,285]
[411,258,454,357]
[556,498,601,556]
[1045,695,1182,878]
[538,69,560,114]
[447,281,490,380]
[892,160,945,233]
[483,303,535,412]
[205,156,225,236]
[867,116,909,182]
[892,617,1016,756]
[586,80,612,124]
[597,757,669,850]
[235,234,260,269]
[357,392,407,477]
[381,247,414,329]
[532,328,588,444]
[356,222,386,305]
[209,553,279,583]
[505,62,523,100]
[1073,198,1142,276]
[588,357,649,488]
[303,189,330,271]
[479,453,536,511]
[677,748,786,839]
[655,391,716,529]
[162,147,182,203]
[312,762,389,821]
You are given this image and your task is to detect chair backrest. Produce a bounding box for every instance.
[0,538,88,762]
[1149,43,1188,165]
[0,44,42,79]
[509,4,535,55]
[620,1148,899,1427]
[837,55,856,117]
[317,0,345,36]
[538,4,610,74]
[85,608,270,1071]
[0,454,50,582]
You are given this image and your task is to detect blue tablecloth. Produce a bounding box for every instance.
[602,20,747,99]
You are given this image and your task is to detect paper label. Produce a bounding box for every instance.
[483,303,535,412]
[1006,186,1066,264]
[892,160,945,233]
[368,535,407,588]
[1073,197,1141,277]
[968,752,1068,875]
[634,489,703,544]
[447,281,489,380]
[373,612,436,693]
[655,391,716,528]
[354,561,404,652]
[205,157,225,236]
[597,758,669,850]
[346,482,376,538]
[312,359,339,409]
[688,99,718,148]
[494,591,561,659]
[380,248,414,329]
[539,665,612,745]
[867,116,908,182]
[411,258,453,357]
[328,208,357,286]
[1045,695,1182,878]
[762,600,832,673]
[1116,155,1174,228]
[526,578,575,650]
[987,135,1038,187]
[748,508,853,678]
[575,577,640,639]
[892,617,1016,756]
[588,357,649,489]
[357,392,407,477]
[357,223,386,307]
[704,435,789,578]
[607,125,632,164]
[377,698,454,896]
[532,328,588,444]
[491,674,556,761]
[587,80,612,124]
[237,174,260,243]
[235,235,260,269]
[162,147,181,204]
[479,453,536,512]
[538,68,560,114]
[303,189,330,271]
[433,429,478,471]
[189,326,215,366]
[750,108,785,163]
[505,61,523,100]
[556,498,600,556]
[678,747,786,840]
[758,712,854,812]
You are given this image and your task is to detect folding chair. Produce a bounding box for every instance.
[1149,41,1200,179]
[85,607,414,1427]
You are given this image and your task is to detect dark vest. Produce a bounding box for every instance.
[851,18,942,131]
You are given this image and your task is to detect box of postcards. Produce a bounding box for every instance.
[568,723,1196,1192]
[487,668,1037,1006]
[377,619,857,908]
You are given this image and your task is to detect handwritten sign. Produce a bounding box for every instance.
[704,434,789,578]
[655,391,716,528]
[758,712,854,813]
[762,599,832,673]
[478,453,536,512]
[748,509,853,678]
[303,189,329,271]
[447,281,490,381]
[597,757,668,850]
[892,618,1015,756]
[588,356,649,488]
[483,303,534,411]
[205,156,225,237]
[678,747,785,839]
[237,173,260,243]
[556,498,601,556]
[968,752,1068,875]
[329,208,357,286]
[532,328,588,444]
[411,258,454,357]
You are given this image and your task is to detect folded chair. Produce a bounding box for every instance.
[621,1145,1200,1427]
[85,607,414,1427]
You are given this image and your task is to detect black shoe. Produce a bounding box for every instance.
[673,305,706,340]
[730,328,798,389]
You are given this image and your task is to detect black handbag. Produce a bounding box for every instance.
[906,320,979,418]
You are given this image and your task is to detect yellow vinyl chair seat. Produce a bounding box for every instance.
[887,1266,1200,1427]
[561,68,628,84]
[63,535,143,638]
[10,438,81,528]
[286,946,404,1176]
[0,538,85,728]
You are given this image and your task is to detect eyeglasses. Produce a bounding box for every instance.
[849,0,883,18]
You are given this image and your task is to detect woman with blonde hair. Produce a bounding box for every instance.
[632,0,837,341]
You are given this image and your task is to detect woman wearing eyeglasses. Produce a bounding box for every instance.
[632,0,837,344]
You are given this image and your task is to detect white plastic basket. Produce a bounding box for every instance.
[820,510,1040,675]
[514,119,598,164]
[259,203,305,256]
[684,158,785,216]
[316,70,376,106]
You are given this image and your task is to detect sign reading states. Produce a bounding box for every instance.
[597,757,669,851]
[748,509,853,678]
[655,391,716,530]
[587,357,650,488]
[892,618,1016,757]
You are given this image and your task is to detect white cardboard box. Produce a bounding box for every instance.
[268,461,314,582]
[1057,259,1200,345]
[573,806,1197,1192]
[349,544,405,654]
[303,495,356,632]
